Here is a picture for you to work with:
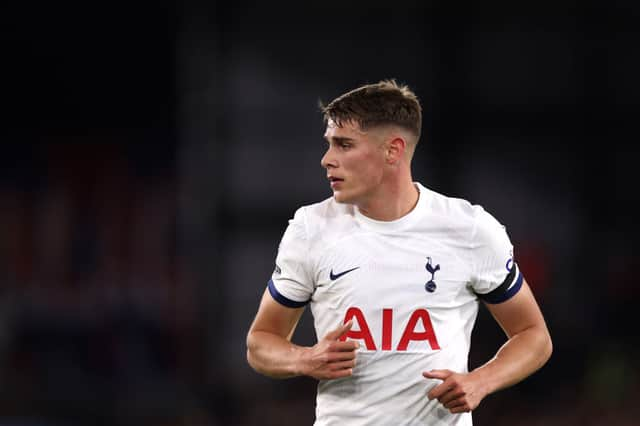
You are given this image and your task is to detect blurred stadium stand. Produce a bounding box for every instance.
[2,0,639,425]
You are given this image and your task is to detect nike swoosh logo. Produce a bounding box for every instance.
[329,267,360,280]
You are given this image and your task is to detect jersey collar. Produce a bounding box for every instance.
[354,183,429,232]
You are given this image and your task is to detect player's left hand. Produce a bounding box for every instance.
[423,369,488,414]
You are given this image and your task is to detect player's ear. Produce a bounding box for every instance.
[386,137,406,165]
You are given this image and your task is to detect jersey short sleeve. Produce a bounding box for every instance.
[268,207,314,308]
[469,206,523,304]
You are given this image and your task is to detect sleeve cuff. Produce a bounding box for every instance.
[475,263,524,304]
[267,279,309,308]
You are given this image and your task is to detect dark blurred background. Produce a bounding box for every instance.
[2,1,639,425]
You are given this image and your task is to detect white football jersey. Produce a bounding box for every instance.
[268,183,523,426]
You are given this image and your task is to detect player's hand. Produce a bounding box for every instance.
[423,369,488,414]
[298,321,359,380]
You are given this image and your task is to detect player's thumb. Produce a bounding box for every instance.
[325,320,353,341]
[422,369,452,380]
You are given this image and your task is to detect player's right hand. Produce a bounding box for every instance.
[298,321,359,380]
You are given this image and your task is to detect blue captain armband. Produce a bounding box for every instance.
[267,279,309,308]
[476,263,524,304]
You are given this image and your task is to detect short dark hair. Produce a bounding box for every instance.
[321,79,422,141]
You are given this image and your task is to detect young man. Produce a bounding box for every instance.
[246,80,552,425]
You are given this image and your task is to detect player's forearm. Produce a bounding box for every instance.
[470,325,552,396]
[246,330,306,379]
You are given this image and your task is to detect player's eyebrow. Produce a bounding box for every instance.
[324,136,355,144]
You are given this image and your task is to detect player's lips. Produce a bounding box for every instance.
[328,175,344,189]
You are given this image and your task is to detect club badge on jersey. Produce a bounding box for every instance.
[425,257,440,293]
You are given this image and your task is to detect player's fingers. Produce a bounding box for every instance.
[439,388,465,406]
[329,359,357,371]
[427,380,453,401]
[326,350,357,362]
[330,340,360,352]
[448,402,471,413]
[327,368,353,379]
[423,369,453,380]
[324,320,353,341]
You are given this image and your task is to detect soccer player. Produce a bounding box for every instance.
[246,80,552,425]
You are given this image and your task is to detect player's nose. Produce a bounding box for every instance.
[321,146,337,169]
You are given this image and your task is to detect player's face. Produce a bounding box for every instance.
[321,119,387,205]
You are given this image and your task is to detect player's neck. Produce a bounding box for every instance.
[357,178,419,222]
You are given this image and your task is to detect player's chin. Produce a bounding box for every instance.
[332,191,351,204]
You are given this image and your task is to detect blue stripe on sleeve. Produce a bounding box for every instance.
[482,271,524,304]
[267,279,309,308]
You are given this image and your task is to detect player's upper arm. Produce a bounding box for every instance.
[248,287,306,341]
[481,279,552,391]
[246,288,307,378]
[483,278,549,340]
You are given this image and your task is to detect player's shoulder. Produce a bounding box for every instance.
[423,185,479,223]
[421,184,504,234]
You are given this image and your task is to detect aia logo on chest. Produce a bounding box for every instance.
[340,307,441,351]
[425,257,440,293]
